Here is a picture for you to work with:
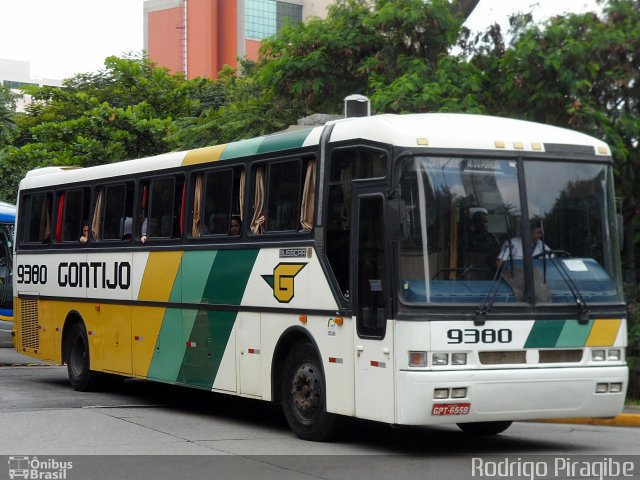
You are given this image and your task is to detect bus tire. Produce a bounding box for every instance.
[65,321,101,392]
[457,421,512,435]
[281,342,340,441]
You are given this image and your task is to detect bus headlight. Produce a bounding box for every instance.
[432,353,449,366]
[609,383,623,393]
[592,350,606,361]
[452,353,467,365]
[434,388,450,399]
[607,349,621,361]
[451,387,467,398]
[595,383,608,393]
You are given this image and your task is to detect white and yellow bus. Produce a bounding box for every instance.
[13,113,628,440]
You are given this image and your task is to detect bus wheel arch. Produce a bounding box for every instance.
[61,312,100,392]
[271,327,316,404]
[275,331,341,441]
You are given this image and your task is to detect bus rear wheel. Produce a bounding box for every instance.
[281,342,340,441]
[457,421,512,435]
[65,322,101,392]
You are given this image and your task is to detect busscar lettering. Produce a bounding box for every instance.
[58,261,131,290]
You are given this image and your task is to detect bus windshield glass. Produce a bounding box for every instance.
[398,156,623,305]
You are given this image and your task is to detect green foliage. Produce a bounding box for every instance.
[0,85,17,147]
[0,55,208,201]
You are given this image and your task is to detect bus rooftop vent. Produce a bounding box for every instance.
[344,94,370,118]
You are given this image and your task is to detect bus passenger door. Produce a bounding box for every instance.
[353,190,395,423]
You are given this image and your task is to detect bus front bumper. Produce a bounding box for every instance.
[396,366,628,425]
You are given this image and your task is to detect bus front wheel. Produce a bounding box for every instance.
[65,322,100,392]
[457,421,512,435]
[281,342,340,441]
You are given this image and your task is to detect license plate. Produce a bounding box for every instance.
[432,403,471,416]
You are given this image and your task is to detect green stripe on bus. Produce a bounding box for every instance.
[177,310,237,389]
[202,249,259,305]
[147,308,188,383]
[257,129,313,154]
[219,137,264,160]
[524,320,566,348]
[181,250,218,303]
[555,319,593,347]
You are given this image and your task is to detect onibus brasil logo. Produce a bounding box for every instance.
[262,263,306,303]
[8,456,73,479]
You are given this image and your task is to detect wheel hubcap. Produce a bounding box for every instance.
[291,364,321,419]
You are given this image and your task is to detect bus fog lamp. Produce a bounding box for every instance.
[451,388,467,398]
[609,383,623,393]
[434,388,450,399]
[432,353,449,365]
[595,383,608,393]
[607,349,621,361]
[592,350,605,361]
[409,351,428,367]
[452,353,467,365]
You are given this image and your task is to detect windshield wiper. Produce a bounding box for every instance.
[545,253,590,324]
[475,265,506,325]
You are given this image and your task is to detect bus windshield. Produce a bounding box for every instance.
[398,156,623,306]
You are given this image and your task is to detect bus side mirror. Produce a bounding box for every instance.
[386,199,409,241]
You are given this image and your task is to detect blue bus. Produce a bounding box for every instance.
[0,201,15,347]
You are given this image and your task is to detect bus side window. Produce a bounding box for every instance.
[92,182,134,242]
[22,193,52,244]
[204,169,232,235]
[251,159,306,234]
[59,188,90,243]
[146,176,184,240]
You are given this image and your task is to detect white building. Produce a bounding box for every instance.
[0,58,61,112]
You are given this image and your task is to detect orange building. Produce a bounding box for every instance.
[144,0,332,79]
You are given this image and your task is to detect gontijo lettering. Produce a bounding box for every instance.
[58,261,131,289]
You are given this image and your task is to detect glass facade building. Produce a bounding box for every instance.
[246,0,302,40]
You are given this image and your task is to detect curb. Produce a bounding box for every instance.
[535,413,640,428]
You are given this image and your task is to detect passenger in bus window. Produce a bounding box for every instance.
[229,216,242,236]
[79,222,89,244]
[140,218,148,244]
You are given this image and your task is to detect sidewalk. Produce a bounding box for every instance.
[0,346,55,366]
[536,404,640,428]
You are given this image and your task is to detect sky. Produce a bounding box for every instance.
[0,0,600,81]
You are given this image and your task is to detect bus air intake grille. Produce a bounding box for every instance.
[539,349,583,363]
[479,351,526,365]
[20,299,39,350]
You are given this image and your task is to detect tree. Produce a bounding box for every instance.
[0,55,208,202]
[463,0,640,324]
[257,0,479,115]
[0,85,16,147]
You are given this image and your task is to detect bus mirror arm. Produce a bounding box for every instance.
[386,198,409,241]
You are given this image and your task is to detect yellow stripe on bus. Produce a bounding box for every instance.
[132,306,166,378]
[181,145,226,166]
[138,251,183,302]
[585,319,622,347]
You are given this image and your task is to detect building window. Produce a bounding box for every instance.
[245,0,302,40]
[276,1,302,31]
[246,0,277,40]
